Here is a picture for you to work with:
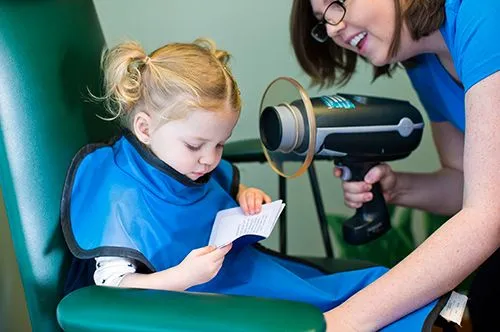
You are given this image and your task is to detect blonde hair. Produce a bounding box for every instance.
[95,38,241,128]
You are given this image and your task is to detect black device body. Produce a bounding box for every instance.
[260,94,424,245]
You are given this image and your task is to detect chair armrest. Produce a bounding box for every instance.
[57,286,325,332]
[223,139,267,163]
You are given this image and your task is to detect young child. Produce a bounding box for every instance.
[61,38,439,331]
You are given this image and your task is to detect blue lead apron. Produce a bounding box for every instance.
[61,132,440,331]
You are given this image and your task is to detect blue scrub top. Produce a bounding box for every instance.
[406,0,500,132]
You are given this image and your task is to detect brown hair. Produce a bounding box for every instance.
[94,38,241,129]
[290,0,445,87]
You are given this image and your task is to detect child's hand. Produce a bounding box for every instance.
[177,244,232,287]
[237,186,272,215]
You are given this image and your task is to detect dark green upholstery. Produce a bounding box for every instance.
[58,287,324,332]
[223,139,268,163]
[223,139,338,164]
[0,1,114,331]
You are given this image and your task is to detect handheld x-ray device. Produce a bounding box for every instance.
[259,77,424,245]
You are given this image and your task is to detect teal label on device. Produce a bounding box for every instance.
[320,95,355,109]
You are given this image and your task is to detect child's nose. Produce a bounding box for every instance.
[199,151,217,166]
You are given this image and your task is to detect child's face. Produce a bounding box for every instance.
[148,108,239,181]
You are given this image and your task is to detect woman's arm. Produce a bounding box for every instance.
[326,71,500,331]
[391,121,464,216]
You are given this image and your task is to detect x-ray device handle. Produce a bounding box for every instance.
[335,161,391,245]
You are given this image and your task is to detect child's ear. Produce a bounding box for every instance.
[133,111,153,145]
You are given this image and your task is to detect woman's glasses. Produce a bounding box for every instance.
[311,0,346,43]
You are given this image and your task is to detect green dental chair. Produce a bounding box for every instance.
[0,1,452,331]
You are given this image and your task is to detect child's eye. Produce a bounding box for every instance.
[185,143,202,151]
[216,144,224,149]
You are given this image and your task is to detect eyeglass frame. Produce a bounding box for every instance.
[310,0,347,43]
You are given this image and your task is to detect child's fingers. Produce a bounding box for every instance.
[239,195,249,214]
[263,193,272,204]
[210,243,232,260]
[247,192,256,214]
[219,242,232,253]
[254,196,263,213]
[191,246,215,257]
[239,189,272,214]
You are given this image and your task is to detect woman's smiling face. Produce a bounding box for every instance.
[310,0,415,66]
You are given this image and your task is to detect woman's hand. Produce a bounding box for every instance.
[177,244,232,287]
[237,185,272,215]
[334,163,398,209]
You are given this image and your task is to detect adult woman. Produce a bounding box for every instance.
[291,0,500,331]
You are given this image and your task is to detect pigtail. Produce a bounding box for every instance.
[97,41,150,120]
[193,38,231,66]
[213,49,231,66]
